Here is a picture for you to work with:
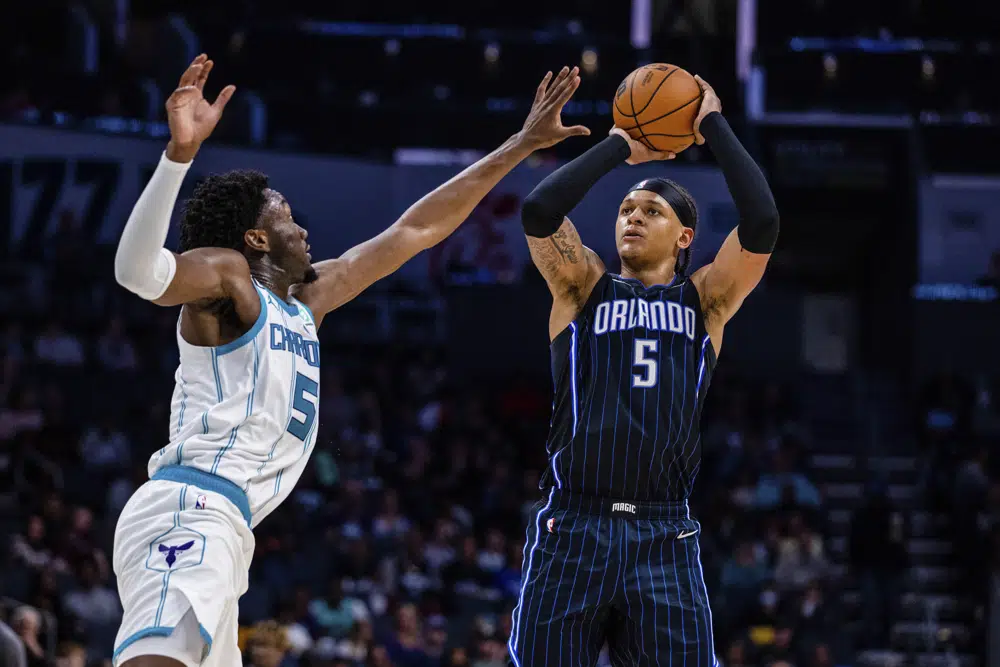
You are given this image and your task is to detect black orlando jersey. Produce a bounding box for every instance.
[542,272,717,502]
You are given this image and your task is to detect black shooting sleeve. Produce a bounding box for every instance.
[521,134,631,238]
[700,112,779,254]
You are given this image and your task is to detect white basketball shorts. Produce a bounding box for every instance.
[112,466,256,667]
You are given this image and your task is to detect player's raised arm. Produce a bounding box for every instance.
[521,127,674,338]
[113,55,250,308]
[292,67,590,324]
[688,76,779,328]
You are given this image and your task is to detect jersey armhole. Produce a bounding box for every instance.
[549,272,611,347]
[215,285,268,356]
[681,278,718,363]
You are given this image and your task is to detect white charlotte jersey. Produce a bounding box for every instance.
[150,279,321,528]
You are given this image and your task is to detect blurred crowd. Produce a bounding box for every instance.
[0,220,997,667]
[1,1,736,157]
[918,372,1000,618]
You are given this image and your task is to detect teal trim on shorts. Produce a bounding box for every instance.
[152,465,252,526]
[113,626,175,662]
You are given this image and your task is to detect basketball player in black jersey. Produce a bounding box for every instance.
[508,76,779,667]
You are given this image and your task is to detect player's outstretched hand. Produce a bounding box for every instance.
[166,54,236,163]
[692,75,721,146]
[608,128,676,165]
[518,66,591,151]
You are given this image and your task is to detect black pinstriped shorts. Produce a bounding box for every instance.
[508,489,718,667]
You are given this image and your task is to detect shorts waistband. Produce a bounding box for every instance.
[548,489,690,520]
[151,465,253,527]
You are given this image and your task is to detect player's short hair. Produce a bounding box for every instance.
[178,170,270,253]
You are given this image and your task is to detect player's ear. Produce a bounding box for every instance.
[677,226,694,249]
[244,228,270,252]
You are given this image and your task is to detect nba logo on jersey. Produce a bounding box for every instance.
[547,518,555,533]
[195,494,207,510]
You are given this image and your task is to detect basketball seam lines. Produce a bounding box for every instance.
[631,67,678,117]
[618,95,702,133]
[627,73,656,151]
[613,72,636,119]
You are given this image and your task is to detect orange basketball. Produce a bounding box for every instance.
[612,64,702,153]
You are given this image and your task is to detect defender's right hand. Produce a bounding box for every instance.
[609,127,676,165]
[166,54,236,163]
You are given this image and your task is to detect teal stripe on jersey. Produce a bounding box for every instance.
[211,336,261,474]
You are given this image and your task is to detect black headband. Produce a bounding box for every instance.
[626,178,698,230]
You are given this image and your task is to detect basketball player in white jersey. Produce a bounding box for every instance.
[110,55,590,667]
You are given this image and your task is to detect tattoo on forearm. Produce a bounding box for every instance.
[527,221,590,302]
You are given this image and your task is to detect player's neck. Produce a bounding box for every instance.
[620,260,678,288]
[250,258,295,302]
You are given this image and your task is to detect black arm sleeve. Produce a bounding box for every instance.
[700,112,780,254]
[521,134,631,238]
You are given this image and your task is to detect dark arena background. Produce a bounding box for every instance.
[1,1,999,667]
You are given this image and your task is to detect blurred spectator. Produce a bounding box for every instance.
[719,541,769,622]
[808,642,834,667]
[95,317,138,371]
[60,508,106,575]
[309,579,365,640]
[724,638,749,667]
[0,619,27,667]
[443,536,491,614]
[385,603,430,667]
[246,620,291,667]
[3,323,26,362]
[369,644,395,667]
[106,464,148,517]
[276,588,314,656]
[11,606,47,667]
[759,624,799,666]
[12,516,65,573]
[953,445,992,601]
[33,321,84,367]
[754,449,822,509]
[917,374,973,508]
[423,518,458,575]
[773,514,828,590]
[494,542,523,601]
[333,620,373,663]
[953,444,990,513]
[424,615,449,663]
[703,389,751,482]
[848,485,907,649]
[79,416,131,475]
[0,388,44,442]
[373,490,411,544]
[476,529,506,574]
[794,582,837,646]
[54,642,86,667]
[62,558,121,628]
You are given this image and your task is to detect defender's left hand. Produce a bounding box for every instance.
[692,75,721,146]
